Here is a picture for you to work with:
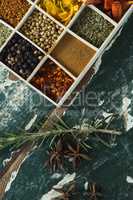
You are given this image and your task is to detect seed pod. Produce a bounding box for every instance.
[112,1,123,22]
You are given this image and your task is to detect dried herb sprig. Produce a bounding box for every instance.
[0,114,121,152]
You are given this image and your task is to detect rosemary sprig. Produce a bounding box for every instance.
[0,114,122,151]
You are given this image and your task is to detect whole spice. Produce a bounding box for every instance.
[71,7,114,48]
[20,9,63,52]
[53,184,76,200]
[65,142,91,169]
[45,139,64,172]
[0,22,12,47]
[0,34,44,79]
[84,183,103,200]
[112,1,123,21]
[0,0,30,27]
[104,0,112,10]
[38,0,82,25]
[30,59,74,102]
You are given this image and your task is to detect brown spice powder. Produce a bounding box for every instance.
[0,0,30,27]
[51,33,96,77]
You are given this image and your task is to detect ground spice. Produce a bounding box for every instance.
[0,34,44,79]
[71,7,114,48]
[51,33,96,77]
[0,0,30,27]
[30,59,74,102]
[0,22,12,47]
[20,9,63,53]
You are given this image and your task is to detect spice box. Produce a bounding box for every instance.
[0,0,132,107]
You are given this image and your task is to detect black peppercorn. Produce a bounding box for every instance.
[0,33,44,79]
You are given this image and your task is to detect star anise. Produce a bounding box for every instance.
[53,183,75,200]
[84,183,103,200]
[45,139,64,172]
[65,143,91,169]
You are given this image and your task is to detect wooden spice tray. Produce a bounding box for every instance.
[0,0,132,107]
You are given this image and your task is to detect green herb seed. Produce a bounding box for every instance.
[0,23,12,48]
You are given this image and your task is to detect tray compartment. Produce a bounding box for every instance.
[0,0,31,28]
[30,58,74,103]
[0,33,44,79]
[0,22,12,48]
[51,32,96,77]
[70,6,115,48]
[37,0,83,25]
[20,8,63,53]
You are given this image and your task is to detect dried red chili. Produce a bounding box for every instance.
[30,59,74,102]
